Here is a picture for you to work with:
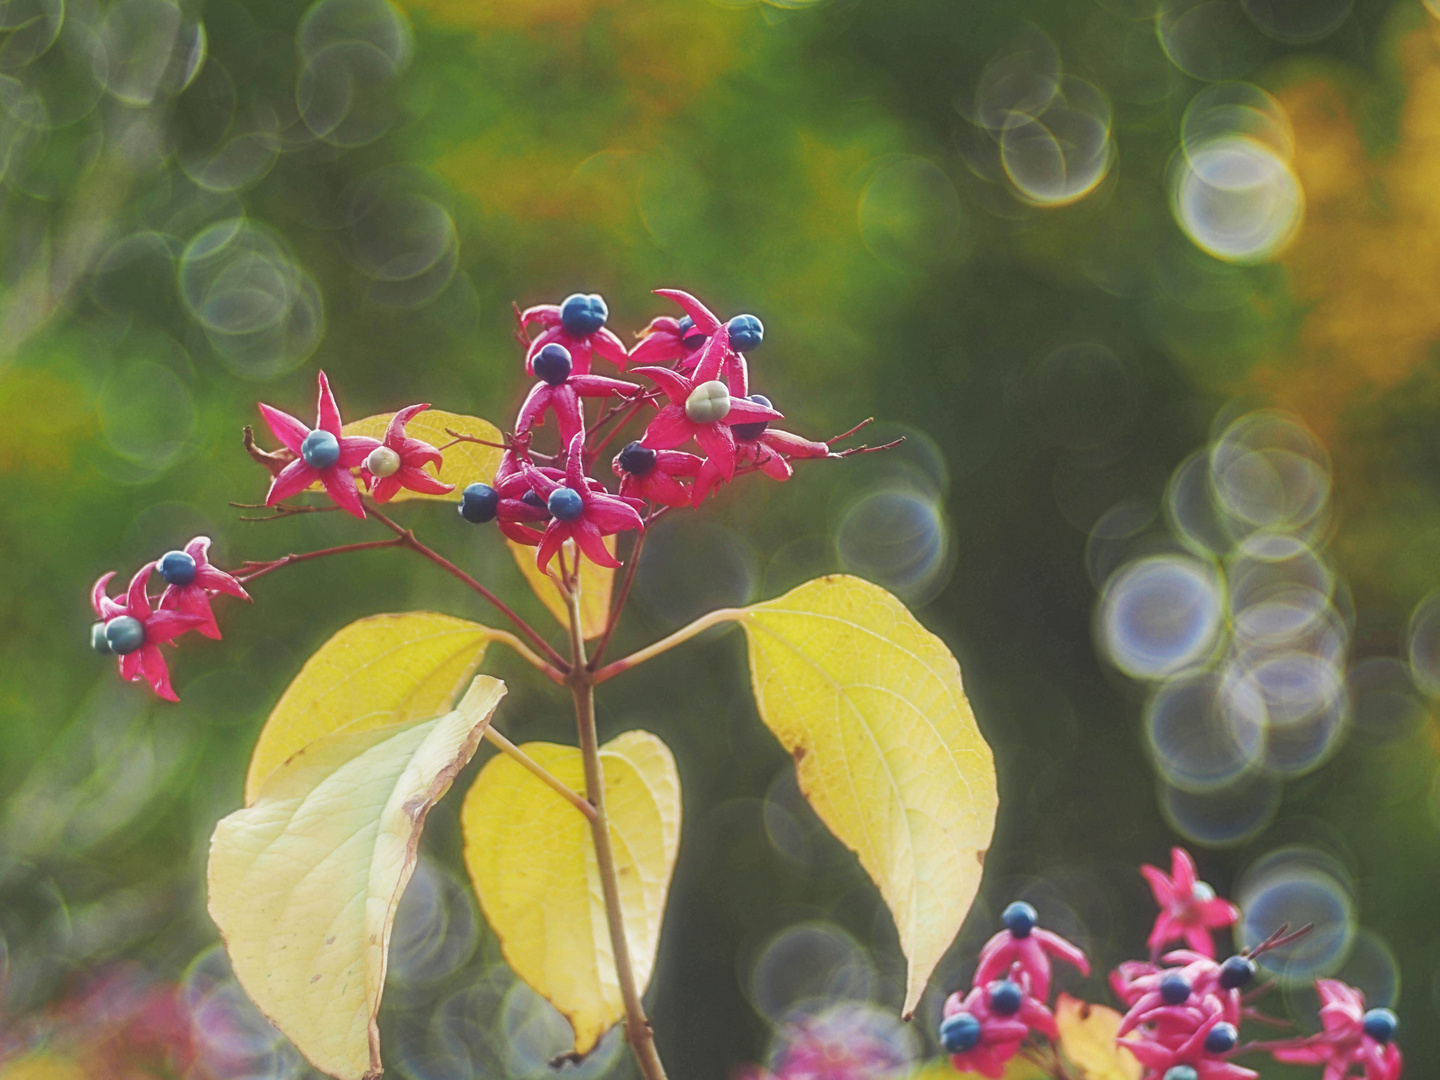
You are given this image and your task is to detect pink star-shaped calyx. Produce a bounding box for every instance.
[634,327,782,481]
[257,371,380,519]
[359,403,455,504]
[1142,848,1239,959]
[521,433,645,571]
[520,298,629,375]
[92,564,206,701]
[156,536,250,640]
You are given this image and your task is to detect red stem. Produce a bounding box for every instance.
[235,539,405,583]
[364,502,571,672]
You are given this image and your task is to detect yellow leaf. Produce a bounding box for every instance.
[342,409,503,503]
[0,1056,90,1080]
[734,575,997,1018]
[911,1057,1048,1080]
[506,536,616,639]
[210,676,506,1080]
[1055,993,1141,1080]
[460,730,680,1055]
[245,612,502,804]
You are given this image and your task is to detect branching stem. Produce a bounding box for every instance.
[564,585,668,1080]
[591,606,742,684]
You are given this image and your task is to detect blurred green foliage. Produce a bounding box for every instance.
[2,0,1439,1075]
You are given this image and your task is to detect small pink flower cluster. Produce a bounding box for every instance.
[89,539,249,701]
[938,847,1402,1080]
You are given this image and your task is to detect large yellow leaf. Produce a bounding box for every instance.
[460,730,680,1055]
[342,409,503,503]
[246,612,502,803]
[506,536,616,639]
[210,676,506,1080]
[1055,993,1141,1080]
[911,1058,1047,1080]
[734,575,997,1018]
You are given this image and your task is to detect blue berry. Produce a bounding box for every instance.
[458,483,499,524]
[104,615,146,655]
[522,490,549,514]
[1163,1069,1199,1080]
[987,980,1023,1016]
[1160,973,1191,1005]
[548,487,584,522]
[90,622,112,654]
[158,550,197,586]
[1362,1008,1398,1043]
[301,429,340,469]
[731,394,772,442]
[677,315,707,348]
[1218,955,1256,990]
[534,343,573,386]
[1203,1022,1238,1054]
[617,441,657,477]
[938,1011,981,1053]
[1002,901,1037,938]
[559,293,607,336]
[726,313,764,352]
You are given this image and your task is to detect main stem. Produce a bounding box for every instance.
[564,587,668,1080]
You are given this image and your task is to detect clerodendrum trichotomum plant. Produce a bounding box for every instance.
[85,291,1402,1080]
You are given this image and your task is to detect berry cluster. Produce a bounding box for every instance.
[453,289,835,569]
[939,848,1402,1080]
[89,539,249,701]
[87,289,882,699]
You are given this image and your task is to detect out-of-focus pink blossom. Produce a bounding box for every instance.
[1141,848,1239,959]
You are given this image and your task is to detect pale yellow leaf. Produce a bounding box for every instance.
[343,409,503,503]
[0,1056,89,1080]
[1055,993,1142,1080]
[460,730,680,1055]
[210,676,506,1080]
[506,536,616,639]
[735,575,997,1018]
[246,612,503,803]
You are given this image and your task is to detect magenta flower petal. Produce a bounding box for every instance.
[386,403,430,442]
[573,518,620,567]
[161,587,219,639]
[692,325,731,384]
[631,365,693,402]
[395,465,453,495]
[92,571,118,618]
[755,449,793,482]
[724,396,783,424]
[591,327,629,368]
[338,435,382,468]
[553,386,585,445]
[1142,863,1176,906]
[564,432,587,489]
[653,288,722,334]
[639,404,694,449]
[126,563,155,619]
[257,402,309,453]
[1170,847,1199,893]
[516,382,552,434]
[119,649,143,681]
[586,495,644,534]
[139,643,179,702]
[694,422,737,480]
[266,458,320,505]
[315,370,343,436]
[536,523,568,573]
[320,464,366,519]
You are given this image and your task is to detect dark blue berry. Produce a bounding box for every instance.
[1160,973,1192,1005]
[559,293,607,336]
[938,1012,981,1053]
[1362,1008,1398,1043]
[1203,1022,1238,1054]
[522,490,549,514]
[534,343,573,386]
[987,980,1023,1016]
[1163,1069,1199,1080]
[617,441,657,477]
[104,615,145,655]
[677,315,707,348]
[90,622,112,654]
[158,550,197,586]
[726,313,764,352]
[1218,955,1256,990]
[301,429,340,469]
[548,487,584,522]
[731,394,772,442]
[1002,901,1037,938]
[458,483,499,524]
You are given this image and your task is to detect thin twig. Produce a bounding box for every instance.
[243,426,291,476]
[230,501,340,523]
[234,539,406,583]
[587,520,648,670]
[483,728,596,822]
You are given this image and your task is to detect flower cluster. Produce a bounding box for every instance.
[88,289,875,699]
[462,289,845,560]
[89,538,249,701]
[937,847,1402,1080]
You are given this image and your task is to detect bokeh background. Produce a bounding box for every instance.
[2,0,1440,1075]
